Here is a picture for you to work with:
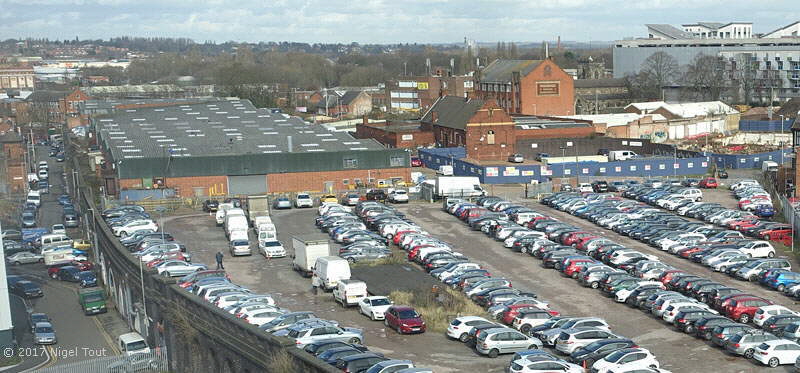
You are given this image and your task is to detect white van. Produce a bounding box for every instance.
[118,332,150,356]
[215,203,235,225]
[437,165,454,176]
[608,150,638,161]
[333,279,368,307]
[254,215,272,228]
[229,230,248,242]
[314,256,351,290]
[258,225,277,242]
[26,190,41,207]
[39,234,72,250]
[225,215,248,238]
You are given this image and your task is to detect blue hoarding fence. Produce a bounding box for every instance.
[119,188,177,201]
[739,119,794,132]
[709,149,792,169]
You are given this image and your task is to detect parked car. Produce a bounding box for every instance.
[752,340,800,367]
[410,157,423,167]
[202,200,220,212]
[5,251,43,265]
[272,197,292,209]
[285,322,363,348]
[358,296,393,321]
[384,306,426,334]
[33,322,56,345]
[508,154,524,163]
[475,327,542,358]
[11,280,43,298]
[156,260,208,277]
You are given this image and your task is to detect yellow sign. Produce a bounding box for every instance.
[417,82,429,90]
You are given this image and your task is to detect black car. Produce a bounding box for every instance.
[3,240,30,256]
[591,180,609,193]
[365,189,387,202]
[55,266,82,282]
[569,338,636,367]
[202,200,220,212]
[717,169,729,179]
[11,280,43,298]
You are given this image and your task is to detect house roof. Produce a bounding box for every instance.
[574,78,627,89]
[646,24,693,39]
[421,96,484,130]
[625,101,737,117]
[777,98,800,119]
[25,90,68,103]
[765,21,800,38]
[340,91,365,105]
[480,59,543,83]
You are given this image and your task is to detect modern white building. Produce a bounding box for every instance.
[764,21,800,38]
[646,22,753,40]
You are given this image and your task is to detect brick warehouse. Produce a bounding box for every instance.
[92,98,411,197]
[475,59,575,116]
[418,96,594,161]
[354,118,436,149]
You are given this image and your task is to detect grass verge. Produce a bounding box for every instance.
[0,356,21,368]
[389,287,488,333]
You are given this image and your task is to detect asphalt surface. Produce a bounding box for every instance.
[391,186,795,373]
[3,145,116,371]
[167,208,506,373]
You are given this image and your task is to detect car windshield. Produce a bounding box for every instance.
[298,194,310,199]
[79,272,94,279]
[84,294,104,303]
[35,326,53,333]
[604,350,628,363]
[371,298,391,306]
[126,341,147,350]
[263,241,282,247]
[21,283,38,290]
[233,241,249,246]
[398,310,420,319]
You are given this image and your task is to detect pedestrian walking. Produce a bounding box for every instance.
[311,273,320,295]
[215,251,224,270]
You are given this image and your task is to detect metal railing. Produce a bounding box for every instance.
[35,351,168,373]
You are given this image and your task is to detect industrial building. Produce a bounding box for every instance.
[93,98,410,197]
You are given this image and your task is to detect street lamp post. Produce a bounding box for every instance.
[673,146,678,178]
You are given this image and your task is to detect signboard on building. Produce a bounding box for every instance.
[417,82,429,90]
[401,134,414,141]
[522,170,535,176]
[486,167,499,177]
[503,167,519,176]
[541,166,552,176]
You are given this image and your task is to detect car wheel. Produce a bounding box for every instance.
[520,325,531,334]
[649,365,657,369]
[743,348,755,359]
[348,337,361,344]
[347,258,356,264]
[50,272,57,279]
[14,261,20,266]
[684,325,694,334]
[768,251,775,258]
[739,313,750,323]
[590,282,599,289]
[121,231,128,238]
[765,234,771,240]
[768,357,779,368]
[165,272,171,277]
[749,274,758,282]
[778,284,786,292]
[703,331,712,340]
[384,319,389,327]
[459,333,469,342]
[571,272,578,279]
[370,313,376,321]
[38,259,44,263]
[487,349,499,358]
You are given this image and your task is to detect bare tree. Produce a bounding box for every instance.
[729,53,758,104]
[636,51,680,100]
[681,54,726,101]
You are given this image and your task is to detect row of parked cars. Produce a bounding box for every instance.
[103,205,207,277]
[732,179,777,218]
[437,196,667,373]
[539,192,800,368]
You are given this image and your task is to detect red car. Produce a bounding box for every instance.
[727,218,759,230]
[562,259,595,278]
[759,226,792,241]
[658,270,687,286]
[562,232,593,246]
[70,260,94,271]
[501,304,550,325]
[698,177,718,188]
[410,157,423,167]
[724,296,772,323]
[384,306,426,334]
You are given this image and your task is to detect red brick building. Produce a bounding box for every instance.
[476,59,574,116]
[0,131,26,193]
[354,118,436,149]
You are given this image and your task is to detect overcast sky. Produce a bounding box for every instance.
[2,0,798,44]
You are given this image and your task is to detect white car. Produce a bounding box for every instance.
[738,240,776,258]
[753,305,799,327]
[615,282,663,303]
[112,220,158,237]
[358,296,393,320]
[51,224,67,235]
[577,183,593,193]
[591,348,660,373]
[259,240,287,258]
[753,340,800,367]
[446,316,491,342]
[388,190,409,203]
[38,169,48,180]
[243,309,285,326]
[508,358,584,373]
[294,193,314,208]
[156,260,207,277]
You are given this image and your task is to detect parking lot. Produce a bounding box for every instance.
[164,179,793,373]
[403,182,799,372]
[166,208,504,373]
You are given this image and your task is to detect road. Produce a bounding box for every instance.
[395,197,786,373]
[4,145,116,370]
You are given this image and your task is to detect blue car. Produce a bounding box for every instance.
[78,271,98,288]
[767,271,800,292]
[754,205,776,218]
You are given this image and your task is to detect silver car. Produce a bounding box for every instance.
[34,322,57,345]
[475,327,542,358]
[286,321,363,348]
[5,251,44,265]
[724,331,779,358]
[554,327,618,355]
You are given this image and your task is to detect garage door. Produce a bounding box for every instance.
[227,175,268,195]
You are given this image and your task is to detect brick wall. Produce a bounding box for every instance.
[514,126,596,140]
[3,142,24,160]
[519,59,575,116]
[6,162,25,193]
[355,122,436,149]
[267,168,411,193]
[119,175,228,198]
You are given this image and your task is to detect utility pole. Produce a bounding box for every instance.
[574,143,579,185]
[673,146,678,177]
